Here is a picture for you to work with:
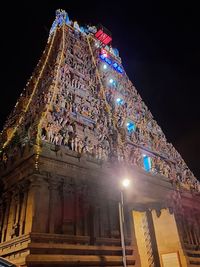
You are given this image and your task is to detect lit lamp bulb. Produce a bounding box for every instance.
[101,49,108,57]
[122,178,130,188]
[109,78,114,84]
[103,64,107,70]
[116,98,123,105]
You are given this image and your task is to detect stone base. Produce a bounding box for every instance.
[0,233,136,266]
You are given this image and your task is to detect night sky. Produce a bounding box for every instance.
[1,1,200,180]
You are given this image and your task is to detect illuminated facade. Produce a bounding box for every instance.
[0,10,200,267]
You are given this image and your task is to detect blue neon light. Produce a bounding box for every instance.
[99,53,123,74]
[113,62,118,68]
[117,66,123,73]
[143,155,152,172]
[126,122,136,133]
[104,57,112,65]
[100,54,107,60]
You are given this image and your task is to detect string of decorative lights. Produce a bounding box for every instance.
[87,37,109,108]
[0,28,57,152]
[86,36,118,128]
[49,20,121,137]
[86,35,129,152]
[64,22,118,127]
[35,23,66,170]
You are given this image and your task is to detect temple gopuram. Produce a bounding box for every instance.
[0,9,200,267]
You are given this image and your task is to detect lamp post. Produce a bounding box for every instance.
[119,178,130,267]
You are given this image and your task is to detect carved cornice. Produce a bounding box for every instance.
[0,233,30,249]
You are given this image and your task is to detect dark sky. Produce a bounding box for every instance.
[1,1,200,179]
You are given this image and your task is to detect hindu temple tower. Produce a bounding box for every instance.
[0,9,200,267]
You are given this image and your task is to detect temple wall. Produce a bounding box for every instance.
[132,211,150,267]
[152,209,188,267]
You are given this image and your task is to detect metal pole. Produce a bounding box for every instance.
[119,190,127,267]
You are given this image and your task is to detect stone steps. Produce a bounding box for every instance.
[27,235,135,266]
[186,249,200,266]
[29,242,134,255]
[26,254,135,266]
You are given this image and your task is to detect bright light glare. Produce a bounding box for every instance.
[109,78,114,84]
[103,64,107,70]
[122,178,130,188]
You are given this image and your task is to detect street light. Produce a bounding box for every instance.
[122,178,130,188]
[119,178,130,267]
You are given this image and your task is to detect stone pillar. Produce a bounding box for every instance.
[62,179,75,235]
[182,217,190,244]
[195,213,200,244]
[109,200,120,238]
[187,211,196,245]
[25,175,50,233]
[106,200,112,238]
[48,178,62,234]
[19,181,29,235]
[83,187,89,237]
[1,192,11,242]
[124,205,133,240]
[146,209,161,267]
[88,203,95,244]
[75,183,87,236]
[132,210,152,267]
[99,202,109,237]
[185,219,193,245]
[6,189,18,241]
[92,197,100,242]
[129,209,141,267]
[10,187,22,238]
[191,210,199,245]
[0,200,5,242]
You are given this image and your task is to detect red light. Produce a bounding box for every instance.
[95,29,103,38]
[99,33,107,42]
[95,29,112,45]
[103,36,112,45]
[101,49,108,57]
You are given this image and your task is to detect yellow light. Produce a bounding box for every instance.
[1,27,57,151]
[35,24,66,170]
